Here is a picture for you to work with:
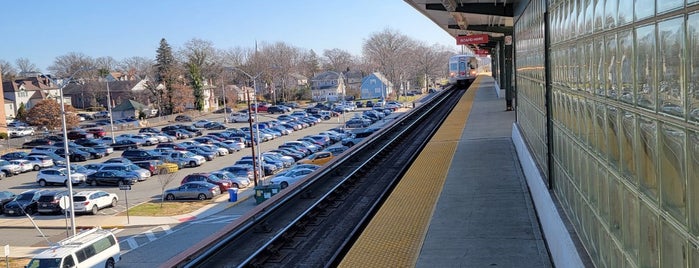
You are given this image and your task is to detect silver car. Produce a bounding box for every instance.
[164,181,220,200]
[98,163,151,181]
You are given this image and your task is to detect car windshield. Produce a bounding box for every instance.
[25,258,62,268]
[184,152,197,157]
[16,193,33,201]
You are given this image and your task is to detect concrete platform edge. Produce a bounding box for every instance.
[512,123,584,268]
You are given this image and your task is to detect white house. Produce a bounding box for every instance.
[310,71,345,102]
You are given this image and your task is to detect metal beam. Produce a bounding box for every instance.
[425,3,513,17]
[448,24,513,34]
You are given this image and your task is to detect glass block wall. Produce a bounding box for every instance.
[515,0,549,185]
[516,0,699,266]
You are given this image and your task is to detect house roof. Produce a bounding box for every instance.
[63,80,141,95]
[2,76,57,92]
[112,99,147,112]
[363,72,394,87]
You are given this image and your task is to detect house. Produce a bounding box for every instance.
[343,70,363,97]
[2,75,69,117]
[360,72,394,100]
[111,99,149,120]
[63,79,150,110]
[310,71,345,102]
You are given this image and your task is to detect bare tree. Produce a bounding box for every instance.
[322,48,355,72]
[0,60,18,81]
[362,28,414,89]
[119,56,155,79]
[48,52,96,79]
[94,56,119,75]
[15,57,39,73]
[158,172,179,207]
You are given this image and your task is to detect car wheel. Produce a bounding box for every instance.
[38,179,47,187]
[64,180,69,186]
[232,183,239,189]
[24,207,33,215]
[111,198,117,207]
[90,180,98,186]
[33,165,41,171]
[117,180,125,187]
[189,161,196,167]
[105,258,115,268]
[91,205,99,215]
[165,194,175,201]
[197,193,207,200]
[160,168,168,175]
[4,171,12,177]
[280,182,289,189]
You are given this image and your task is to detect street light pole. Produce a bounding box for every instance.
[49,67,90,236]
[106,79,115,143]
[228,67,264,184]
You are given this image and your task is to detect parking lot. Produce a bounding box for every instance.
[0,109,360,221]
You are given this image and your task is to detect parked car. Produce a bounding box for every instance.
[9,159,34,173]
[8,127,35,138]
[181,173,233,193]
[37,190,72,215]
[204,122,226,130]
[73,190,118,215]
[67,130,94,140]
[164,181,221,200]
[86,170,138,186]
[166,151,206,167]
[0,191,16,214]
[111,140,139,150]
[269,168,316,189]
[2,151,28,161]
[175,115,193,122]
[133,159,178,175]
[36,168,87,186]
[54,148,90,162]
[299,151,334,165]
[0,160,22,177]
[210,170,251,189]
[22,138,54,149]
[27,152,66,166]
[98,163,151,181]
[193,119,213,128]
[229,112,250,123]
[3,189,48,216]
[266,105,287,114]
[121,149,156,162]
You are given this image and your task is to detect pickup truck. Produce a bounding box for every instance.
[166,151,206,168]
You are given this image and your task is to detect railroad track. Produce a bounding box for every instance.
[166,87,464,268]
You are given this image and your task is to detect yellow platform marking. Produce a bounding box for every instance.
[340,79,480,268]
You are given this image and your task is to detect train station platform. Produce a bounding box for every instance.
[340,76,554,267]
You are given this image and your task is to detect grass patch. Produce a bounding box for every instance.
[119,200,213,217]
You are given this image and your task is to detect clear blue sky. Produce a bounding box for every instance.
[1,0,458,72]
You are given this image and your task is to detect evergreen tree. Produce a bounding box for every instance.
[155,38,177,115]
[15,102,27,121]
[188,63,205,111]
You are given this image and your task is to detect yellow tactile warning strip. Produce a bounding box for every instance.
[339,80,480,268]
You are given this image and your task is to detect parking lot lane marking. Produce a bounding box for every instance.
[126,237,138,249]
[161,225,173,235]
[145,230,157,241]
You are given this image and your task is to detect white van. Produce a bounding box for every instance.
[229,112,250,123]
[26,228,121,268]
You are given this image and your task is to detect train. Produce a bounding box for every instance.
[448,54,479,88]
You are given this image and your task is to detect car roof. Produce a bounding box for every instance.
[74,190,105,196]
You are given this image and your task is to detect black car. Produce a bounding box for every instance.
[121,149,156,162]
[175,115,193,122]
[267,106,287,114]
[22,138,54,149]
[204,122,226,130]
[86,170,137,186]
[0,191,16,214]
[138,127,161,134]
[3,189,48,216]
[54,148,90,162]
[37,190,72,215]
[1,151,28,161]
[111,140,139,150]
[177,125,202,136]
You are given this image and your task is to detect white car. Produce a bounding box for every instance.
[222,140,245,150]
[141,133,170,143]
[269,168,315,189]
[23,155,55,171]
[0,160,21,177]
[229,112,250,123]
[36,168,86,186]
[73,190,118,215]
[211,171,251,189]
[9,160,33,173]
[200,144,228,156]
[8,127,34,138]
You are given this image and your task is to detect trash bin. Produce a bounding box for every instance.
[228,188,239,202]
[254,184,281,204]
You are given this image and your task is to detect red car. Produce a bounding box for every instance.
[87,128,107,138]
[181,173,233,193]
